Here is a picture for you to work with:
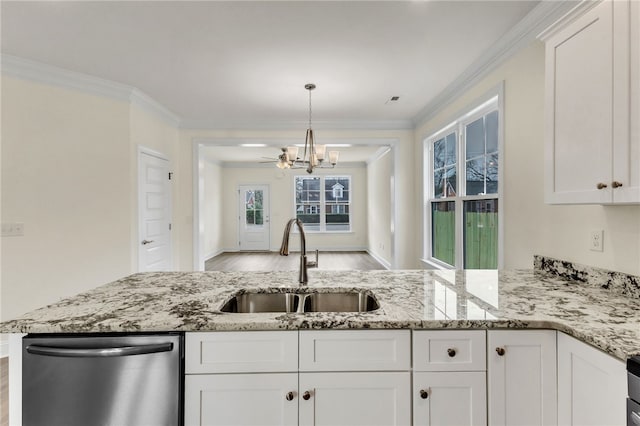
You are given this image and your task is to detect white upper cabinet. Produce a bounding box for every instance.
[542,0,639,204]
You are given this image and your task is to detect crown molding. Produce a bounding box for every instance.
[180,119,414,131]
[221,161,366,169]
[537,0,601,41]
[412,0,580,128]
[1,54,180,127]
[366,146,392,165]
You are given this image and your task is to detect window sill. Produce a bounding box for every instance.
[420,258,455,270]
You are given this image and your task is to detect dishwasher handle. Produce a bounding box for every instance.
[25,342,174,358]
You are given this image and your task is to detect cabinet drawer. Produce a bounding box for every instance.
[299,330,410,371]
[185,331,298,373]
[413,330,486,372]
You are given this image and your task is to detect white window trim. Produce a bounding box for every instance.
[422,84,504,269]
[292,174,352,233]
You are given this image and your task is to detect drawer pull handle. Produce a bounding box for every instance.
[285,391,294,401]
[303,391,311,401]
[419,389,429,399]
[612,181,623,188]
[447,348,456,357]
[597,182,608,190]
[496,347,506,356]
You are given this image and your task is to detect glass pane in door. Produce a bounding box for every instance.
[245,190,264,226]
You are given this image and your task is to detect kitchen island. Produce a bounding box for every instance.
[3,261,640,426]
[2,265,639,360]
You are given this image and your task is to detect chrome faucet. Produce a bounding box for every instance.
[280,218,318,284]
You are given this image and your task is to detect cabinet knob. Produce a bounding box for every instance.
[596,182,608,190]
[612,181,623,188]
[496,347,506,356]
[285,391,294,401]
[447,348,456,357]
[419,389,429,399]
[303,391,311,401]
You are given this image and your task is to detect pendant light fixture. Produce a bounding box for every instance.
[275,83,339,173]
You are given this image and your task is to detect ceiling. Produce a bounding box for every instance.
[4,0,576,164]
[1,0,542,129]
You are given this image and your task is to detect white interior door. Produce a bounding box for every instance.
[238,184,270,251]
[138,149,172,271]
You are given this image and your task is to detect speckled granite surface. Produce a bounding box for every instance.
[1,268,639,360]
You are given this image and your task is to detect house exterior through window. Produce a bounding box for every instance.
[295,175,351,232]
[424,93,502,269]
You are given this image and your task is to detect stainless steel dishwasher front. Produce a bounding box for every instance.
[22,332,184,426]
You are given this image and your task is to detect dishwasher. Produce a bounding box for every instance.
[22,332,184,426]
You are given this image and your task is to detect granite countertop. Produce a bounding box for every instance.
[1,268,639,360]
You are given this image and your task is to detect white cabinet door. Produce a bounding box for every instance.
[413,371,486,426]
[544,0,638,204]
[184,373,298,426]
[299,372,410,426]
[544,0,614,204]
[488,330,557,426]
[621,0,640,203]
[557,332,626,426]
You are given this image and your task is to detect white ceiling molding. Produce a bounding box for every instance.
[1,54,131,101]
[1,54,180,127]
[412,0,580,128]
[181,119,414,131]
[366,146,392,165]
[221,161,366,169]
[193,137,400,147]
[537,1,601,41]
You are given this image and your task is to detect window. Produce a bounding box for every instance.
[295,175,351,232]
[424,95,501,269]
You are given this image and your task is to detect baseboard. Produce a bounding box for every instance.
[204,248,225,262]
[366,250,392,270]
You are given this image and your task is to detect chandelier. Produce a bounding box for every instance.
[276,83,339,173]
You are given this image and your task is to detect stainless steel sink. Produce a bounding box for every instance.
[302,292,380,313]
[220,293,299,313]
[220,290,380,313]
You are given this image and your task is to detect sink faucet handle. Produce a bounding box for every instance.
[306,249,319,268]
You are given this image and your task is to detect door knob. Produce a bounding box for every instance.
[285,391,294,401]
[447,348,456,357]
[419,389,429,399]
[302,391,311,400]
[141,240,154,245]
[596,182,608,190]
[496,347,506,356]
[612,181,623,188]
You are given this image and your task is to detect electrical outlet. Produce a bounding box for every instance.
[589,229,604,252]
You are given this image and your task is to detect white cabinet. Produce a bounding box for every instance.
[413,371,486,426]
[412,330,487,426]
[543,0,639,204]
[557,332,626,426]
[299,372,410,426]
[184,331,299,426]
[185,373,298,426]
[488,330,557,426]
[185,330,411,426]
[298,330,411,426]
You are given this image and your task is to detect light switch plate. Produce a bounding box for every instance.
[1,222,24,237]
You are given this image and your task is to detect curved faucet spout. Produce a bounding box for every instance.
[280,218,311,284]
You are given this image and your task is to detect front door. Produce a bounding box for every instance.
[238,185,270,251]
[138,150,172,271]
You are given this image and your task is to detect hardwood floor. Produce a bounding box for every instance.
[1,357,7,426]
[205,251,386,271]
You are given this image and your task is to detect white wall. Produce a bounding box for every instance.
[367,149,392,268]
[202,159,223,259]
[415,41,640,275]
[129,104,181,269]
[220,165,368,252]
[178,128,416,271]
[1,76,132,320]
